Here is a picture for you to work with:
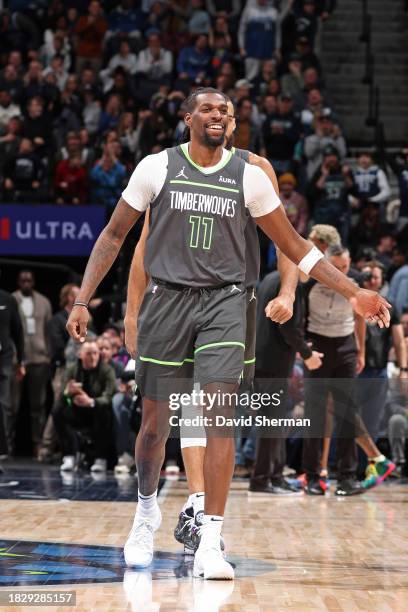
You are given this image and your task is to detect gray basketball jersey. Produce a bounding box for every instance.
[144,145,247,287]
[233,147,261,287]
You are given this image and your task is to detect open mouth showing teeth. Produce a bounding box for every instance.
[206,124,224,131]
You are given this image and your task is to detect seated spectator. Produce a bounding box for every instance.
[22,96,52,159]
[252,59,278,97]
[307,146,353,243]
[53,339,116,473]
[304,108,346,179]
[78,67,102,100]
[117,112,140,164]
[102,324,129,368]
[42,55,69,92]
[58,130,94,169]
[99,94,123,135]
[54,156,89,205]
[238,0,281,81]
[0,88,21,131]
[0,64,24,104]
[210,33,232,73]
[100,40,138,93]
[74,0,108,75]
[112,364,137,475]
[293,0,319,48]
[375,230,396,272]
[206,0,241,24]
[41,29,71,72]
[349,202,381,254]
[262,93,301,174]
[177,34,212,83]
[135,31,173,102]
[106,0,146,43]
[90,146,126,208]
[82,86,102,137]
[0,117,22,173]
[234,97,262,153]
[97,336,124,379]
[3,138,47,203]
[299,88,324,134]
[351,152,391,218]
[292,35,321,73]
[22,60,47,103]
[278,172,309,236]
[188,0,212,35]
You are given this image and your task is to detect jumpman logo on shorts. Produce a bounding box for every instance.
[230,285,241,293]
[176,166,188,179]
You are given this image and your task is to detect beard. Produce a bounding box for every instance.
[202,129,226,147]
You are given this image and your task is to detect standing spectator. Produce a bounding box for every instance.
[206,0,241,24]
[238,0,281,81]
[135,32,173,102]
[90,147,126,208]
[0,280,25,462]
[54,155,88,204]
[177,35,212,83]
[52,340,116,473]
[106,0,146,45]
[351,152,391,218]
[0,64,24,103]
[249,271,322,495]
[302,245,366,496]
[188,0,212,35]
[278,172,309,236]
[304,108,346,179]
[0,88,21,130]
[281,53,304,99]
[233,97,262,153]
[262,93,301,174]
[307,146,353,243]
[10,271,52,457]
[100,40,138,93]
[0,117,22,174]
[357,261,407,438]
[375,231,396,272]
[74,0,108,75]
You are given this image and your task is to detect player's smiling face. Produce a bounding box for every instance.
[186,93,228,147]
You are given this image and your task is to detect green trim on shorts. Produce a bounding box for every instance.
[194,341,245,355]
[169,179,239,193]
[139,356,194,366]
[244,358,256,365]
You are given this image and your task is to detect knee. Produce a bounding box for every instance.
[139,421,169,449]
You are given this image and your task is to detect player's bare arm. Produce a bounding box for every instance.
[67,198,141,342]
[255,205,391,328]
[248,153,299,324]
[124,210,150,357]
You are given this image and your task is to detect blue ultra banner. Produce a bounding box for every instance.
[0,204,106,256]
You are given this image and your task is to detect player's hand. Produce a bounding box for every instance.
[265,294,294,324]
[124,316,138,358]
[66,305,89,342]
[350,289,391,328]
[304,351,323,370]
[356,352,365,374]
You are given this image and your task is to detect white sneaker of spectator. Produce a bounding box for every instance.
[90,458,107,473]
[60,455,76,472]
[114,452,135,475]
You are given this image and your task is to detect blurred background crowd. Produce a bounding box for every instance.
[0,0,407,486]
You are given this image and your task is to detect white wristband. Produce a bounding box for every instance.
[298,246,324,275]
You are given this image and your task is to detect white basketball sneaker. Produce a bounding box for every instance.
[124,506,162,568]
[193,545,234,580]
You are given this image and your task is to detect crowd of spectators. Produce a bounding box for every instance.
[1,1,408,479]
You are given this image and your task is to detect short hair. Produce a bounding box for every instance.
[183,87,228,113]
[326,244,349,258]
[59,283,78,309]
[181,91,233,142]
[103,323,121,336]
[361,260,385,274]
[309,224,341,247]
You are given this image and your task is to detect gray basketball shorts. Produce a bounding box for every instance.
[243,286,257,384]
[135,280,247,401]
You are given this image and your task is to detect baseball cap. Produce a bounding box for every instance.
[235,79,253,89]
[323,145,339,157]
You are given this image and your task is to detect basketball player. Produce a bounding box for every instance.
[67,88,391,581]
[124,98,300,554]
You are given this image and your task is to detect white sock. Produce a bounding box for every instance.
[182,492,205,516]
[199,514,223,550]
[136,490,159,521]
